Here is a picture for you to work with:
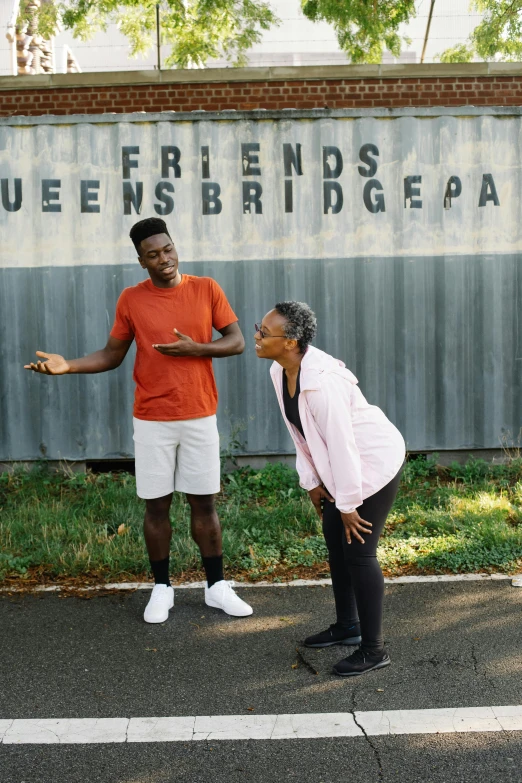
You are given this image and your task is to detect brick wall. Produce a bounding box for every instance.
[1,68,522,117]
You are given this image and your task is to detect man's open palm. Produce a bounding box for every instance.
[153,328,200,357]
[24,351,71,375]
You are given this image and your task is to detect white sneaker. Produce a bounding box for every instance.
[144,584,174,624]
[205,580,253,617]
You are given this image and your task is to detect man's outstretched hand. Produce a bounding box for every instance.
[153,329,201,357]
[24,351,71,375]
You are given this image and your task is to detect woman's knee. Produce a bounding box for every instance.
[344,552,380,570]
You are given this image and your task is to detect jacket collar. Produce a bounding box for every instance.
[270,345,354,392]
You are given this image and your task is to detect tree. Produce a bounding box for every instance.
[440,0,522,62]
[300,0,415,64]
[18,0,279,68]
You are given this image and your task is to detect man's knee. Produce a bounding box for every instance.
[186,493,216,515]
[145,494,172,520]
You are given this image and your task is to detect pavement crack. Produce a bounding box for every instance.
[351,687,384,782]
[295,647,319,675]
[471,645,479,676]
[470,643,492,686]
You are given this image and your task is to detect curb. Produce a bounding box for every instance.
[1,573,520,593]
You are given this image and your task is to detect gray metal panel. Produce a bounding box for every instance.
[2,255,521,460]
[1,108,522,461]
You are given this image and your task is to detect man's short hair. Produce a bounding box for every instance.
[130,217,172,254]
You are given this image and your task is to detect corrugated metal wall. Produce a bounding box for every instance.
[1,108,521,460]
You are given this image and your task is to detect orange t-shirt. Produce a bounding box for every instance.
[110,275,238,421]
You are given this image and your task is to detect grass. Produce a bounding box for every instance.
[1,455,522,585]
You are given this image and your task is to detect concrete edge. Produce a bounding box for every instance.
[1,573,520,594]
[1,62,522,92]
[2,105,522,126]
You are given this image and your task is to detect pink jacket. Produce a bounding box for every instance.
[270,345,406,513]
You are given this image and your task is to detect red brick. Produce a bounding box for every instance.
[0,73,514,117]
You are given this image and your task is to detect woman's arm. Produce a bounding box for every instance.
[307,373,363,513]
[295,441,322,491]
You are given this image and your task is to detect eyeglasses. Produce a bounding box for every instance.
[255,323,287,340]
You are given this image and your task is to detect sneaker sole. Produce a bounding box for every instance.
[205,598,253,617]
[333,657,391,677]
[305,635,362,648]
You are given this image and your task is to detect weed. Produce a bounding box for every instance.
[1,456,522,582]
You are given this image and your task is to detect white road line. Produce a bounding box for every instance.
[1,572,519,594]
[3,707,522,744]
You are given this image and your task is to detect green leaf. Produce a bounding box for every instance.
[55,0,279,68]
[440,0,522,63]
[301,0,416,63]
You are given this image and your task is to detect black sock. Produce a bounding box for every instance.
[202,555,224,588]
[150,557,170,586]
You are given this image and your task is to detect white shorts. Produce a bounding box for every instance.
[133,415,221,499]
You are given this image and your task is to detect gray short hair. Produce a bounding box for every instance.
[274,301,317,353]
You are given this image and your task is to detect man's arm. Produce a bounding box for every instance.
[24,336,133,375]
[153,322,245,358]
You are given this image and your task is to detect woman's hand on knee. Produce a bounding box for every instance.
[340,511,372,545]
[308,485,334,517]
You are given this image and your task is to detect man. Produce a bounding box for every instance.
[25,217,252,623]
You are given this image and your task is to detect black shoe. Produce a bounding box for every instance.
[304,623,362,648]
[333,647,391,677]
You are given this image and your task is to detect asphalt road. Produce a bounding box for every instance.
[1,581,522,783]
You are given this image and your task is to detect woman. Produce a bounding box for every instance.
[255,302,405,677]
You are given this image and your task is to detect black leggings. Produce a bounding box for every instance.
[322,468,402,652]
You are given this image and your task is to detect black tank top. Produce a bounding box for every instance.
[283,369,305,439]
